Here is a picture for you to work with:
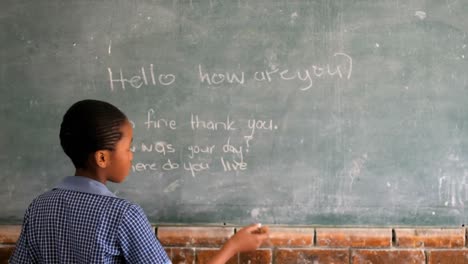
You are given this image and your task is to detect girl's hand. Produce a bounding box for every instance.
[224,223,270,253]
[207,223,270,264]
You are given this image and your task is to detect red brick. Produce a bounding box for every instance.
[395,228,465,248]
[262,227,313,247]
[158,227,234,247]
[352,249,425,264]
[196,248,237,264]
[274,248,349,264]
[427,249,468,264]
[316,228,391,247]
[0,226,21,244]
[165,247,195,264]
[239,249,271,264]
[0,245,15,264]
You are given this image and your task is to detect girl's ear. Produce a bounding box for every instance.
[94,150,111,168]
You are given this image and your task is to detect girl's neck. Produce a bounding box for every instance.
[74,169,107,184]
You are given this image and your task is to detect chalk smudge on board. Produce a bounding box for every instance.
[415,11,426,20]
[164,180,181,193]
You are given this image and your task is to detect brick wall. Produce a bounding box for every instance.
[1,225,468,263]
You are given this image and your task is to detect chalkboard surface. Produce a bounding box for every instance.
[1,0,468,226]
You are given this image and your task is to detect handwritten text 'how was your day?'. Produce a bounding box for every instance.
[129,110,278,177]
[106,53,353,91]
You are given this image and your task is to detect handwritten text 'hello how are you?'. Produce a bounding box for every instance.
[106,53,353,91]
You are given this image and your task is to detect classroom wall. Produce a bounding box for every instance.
[1,225,468,263]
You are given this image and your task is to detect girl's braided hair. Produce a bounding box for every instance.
[59,99,127,168]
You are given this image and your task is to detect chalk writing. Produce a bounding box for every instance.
[199,64,245,85]
[220,157,247,172]
[184,161,210,177]
[130,113,277,176]
[247,118,278,138]
[107,52,353,91]
[107,64,176,91]
[136,141,175,155]
[188,145,215,159]
[145,109,177,130]
[190,114,237,131]
[114,52,352,176]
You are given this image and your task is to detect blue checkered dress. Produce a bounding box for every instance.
[10,176,171,264]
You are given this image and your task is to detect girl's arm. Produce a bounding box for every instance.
[207,223,270,264]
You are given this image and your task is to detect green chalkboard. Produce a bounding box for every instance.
[1,0,468,226]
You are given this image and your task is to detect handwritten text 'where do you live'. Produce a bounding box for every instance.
[106,52,353,92]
